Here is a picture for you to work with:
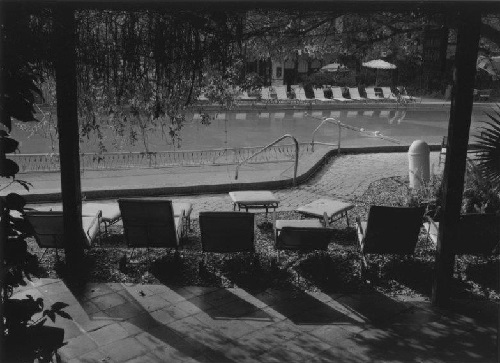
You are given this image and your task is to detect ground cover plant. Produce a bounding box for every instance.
[26,175,499,303]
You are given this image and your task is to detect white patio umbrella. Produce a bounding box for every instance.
[362,59,397,69]
[362,59,397,86]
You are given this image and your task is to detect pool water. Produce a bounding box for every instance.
[12,108,489,154]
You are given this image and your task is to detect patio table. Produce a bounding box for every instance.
[229,191,279,214]
[296,199,354,226]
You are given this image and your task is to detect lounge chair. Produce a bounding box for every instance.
[313,88,332,102]
[274,212,331,252]
[424,213,500,255]
[196,93,210,103]
[260,87,274,104]
[474,89,492,101]
[380,87,398,101]
[331,87,353,102]
[273,212,332,271]
[274,85,291,103]
[295,86,313,104]
[199,211,255,255]
[348,87,366,101]
[25,210,101,257]
[32,202,121,235]
[365,87,385,101]
[118,198,184,249]
[356,206,425,273]
[237,90,258,103]
[397,86,421,103]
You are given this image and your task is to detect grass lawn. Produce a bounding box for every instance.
[28,177,499,302]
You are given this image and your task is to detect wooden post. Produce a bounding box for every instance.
[432,8,481,306]
[53,8,84,268]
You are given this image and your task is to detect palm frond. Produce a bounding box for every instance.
[473,105,500,192]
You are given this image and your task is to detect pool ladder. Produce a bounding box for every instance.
[234,134,299,185]
[307,113,400,152]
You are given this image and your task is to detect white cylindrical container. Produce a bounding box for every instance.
[408,140,430,188]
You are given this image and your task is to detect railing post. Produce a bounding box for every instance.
[293,138,299,186]
[337,123,342,154]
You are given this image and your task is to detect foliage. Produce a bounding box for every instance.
[1,8,69,362]
[300,70,356,88]
[462,160,500,214]
[473,106,500,191]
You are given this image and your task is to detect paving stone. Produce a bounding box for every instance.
[59,333,98,360]
[68,349,114,363]
[191,309,259,339]
[90,291,130,311]
[99,337,148,362]
[124,353,164,363]
[88,322,132,346]
[104,300,146,320]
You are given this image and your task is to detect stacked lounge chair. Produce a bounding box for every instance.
[274,85,291,103]
[313,88,332,102]
[348,87,366,101]
[260,87,274,103]
[295,86,313,104]
[380,87,398,101]
[331,87,353,102]
[365,87,385,101]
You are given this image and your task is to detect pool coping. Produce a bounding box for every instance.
[23,143,449,203]
[192,100,497,113]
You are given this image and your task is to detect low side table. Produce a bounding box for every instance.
[229,191,279,214]
[275,219,323,230]
[296,199,354,226]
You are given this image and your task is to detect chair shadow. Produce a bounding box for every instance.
[66,279,239,362]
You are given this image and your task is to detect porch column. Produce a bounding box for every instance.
[53,7,84,268]
[432,8,481,306]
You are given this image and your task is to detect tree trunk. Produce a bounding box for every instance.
[432,8,481,307]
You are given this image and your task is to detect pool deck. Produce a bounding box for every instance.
[15,151,499,363]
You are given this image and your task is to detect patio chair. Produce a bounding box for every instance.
[274,212,332,253]
[348,87,366,102]
[380,87,398,101]
[118,198,183,251]
[331,87,353,102]
[439,136,447,166]
[356,206,425,273]
[424,213,500,255]
[274,85,291,103]
[313,88,331,102]
[199,211,255,253]
[364,87,385,101]
[25,210,101,259]
[260,86,274,104]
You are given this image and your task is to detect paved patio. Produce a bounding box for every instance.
[12,278,498,362]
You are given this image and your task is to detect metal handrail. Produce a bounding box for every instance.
[307,113,401,152]
[235,134,299,185]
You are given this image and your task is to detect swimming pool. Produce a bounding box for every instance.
[11,107,490,154]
